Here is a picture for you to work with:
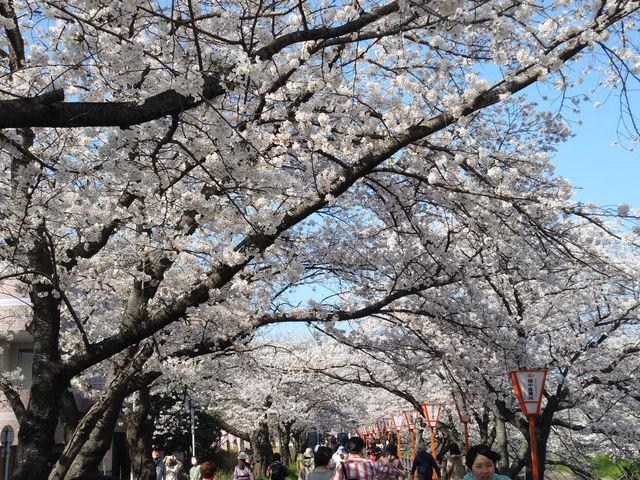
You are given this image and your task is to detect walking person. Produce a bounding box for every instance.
[331,446,347,469]
[190,456,202,480]
[308,446,334,480]
[268,453,290,480]
[235,452,255,480]
[152,447,166,480]
[298,448,315,480]
[379,445,402,470]
[411,443,440,480]
[332,437,405,480]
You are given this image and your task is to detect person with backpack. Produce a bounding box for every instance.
[410,443,440,480]
[268,453,290,480]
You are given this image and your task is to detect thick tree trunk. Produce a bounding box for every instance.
[49,345,153,480]
[13,372,65,479]
[291,429,305,458]
[493,412,510,473]
[476,409,491,445]
[59,389,81,444]
[63,398,126,480]
[13,244,65,480]
[278,422,293,465]
[126,386,156,480]
[250,420,274,478]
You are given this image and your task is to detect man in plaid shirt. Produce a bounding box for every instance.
[332,437,405,480]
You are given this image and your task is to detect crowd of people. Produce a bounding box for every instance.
[152,447,217,480]
[151,439,510,480]
[292,437,510,480]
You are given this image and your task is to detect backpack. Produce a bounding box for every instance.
[270,461,288,480]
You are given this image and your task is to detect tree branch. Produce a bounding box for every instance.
[0,76,223,128]
[0,379,26,424]
[218,418,251,442]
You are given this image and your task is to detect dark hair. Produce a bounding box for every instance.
[346,436,364,454]
[200,461,216,478]
[465,445,500,470]
[449,444,461,455]
[314,446,333,467]
[384,444,397,456]
[273,453,281,462]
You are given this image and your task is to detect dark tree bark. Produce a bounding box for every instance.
[59,389,81,444]
[250,419,273,478]
[125,385,156,480]
[0,77,224,128]
[12,227,66,480]
[48,346,154,480]
[493,410,510,473]
[291,428,305,457]
[278,421,294,465]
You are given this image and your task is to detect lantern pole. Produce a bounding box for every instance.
[509,370,548,480]
[451,391,471,452]
[421,403,442,480]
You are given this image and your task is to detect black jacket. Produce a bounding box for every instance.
[411,451,439,478]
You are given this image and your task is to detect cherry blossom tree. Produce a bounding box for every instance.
[2,0,640,479]
[290,217,640,478]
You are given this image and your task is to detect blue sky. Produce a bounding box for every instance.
[533,69,640,209]
[552,100,640,209]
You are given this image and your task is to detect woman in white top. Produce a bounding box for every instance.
[164,455,183,480]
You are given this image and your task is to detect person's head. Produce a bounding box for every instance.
[303,447,314,463]
[191,456,199,466]
[449,444,461,455]
[314,446,333,467]
[416,442,427,453]
[383,444,397,458]
[152,448,161,460]
[273,453,282,462]
[465,445,500,480]
[346,436,364,454]
[238,452,250,465]
[200,461,216,479]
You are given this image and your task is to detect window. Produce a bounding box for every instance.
[17,349,33,388]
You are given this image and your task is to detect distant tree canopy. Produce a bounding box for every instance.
[1,1,640,479]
